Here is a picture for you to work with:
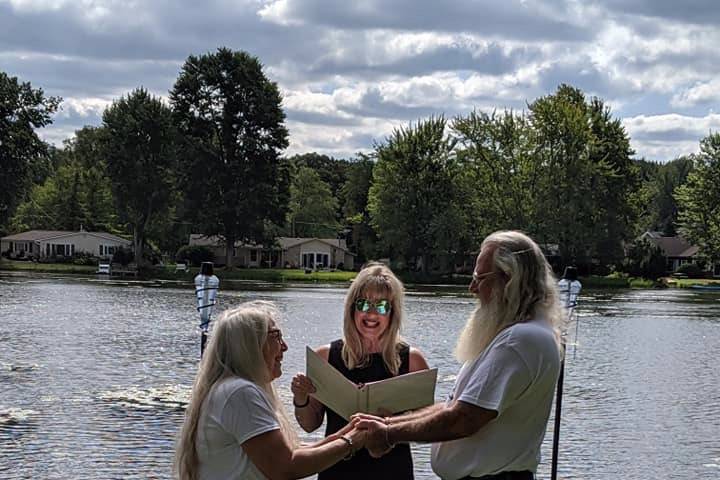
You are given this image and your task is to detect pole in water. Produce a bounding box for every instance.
[195,261,219,358]
[551,342,566,480]
[552,266,582,480]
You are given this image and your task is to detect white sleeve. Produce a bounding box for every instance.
[221,385,280,445]
[457,343,531,415]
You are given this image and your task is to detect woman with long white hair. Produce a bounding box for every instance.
[290,263,429,479]
[175,300,365,480]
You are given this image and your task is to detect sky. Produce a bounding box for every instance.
[2,0,720,163]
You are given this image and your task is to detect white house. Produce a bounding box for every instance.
[1,230,132,260]
[188,234,356,270]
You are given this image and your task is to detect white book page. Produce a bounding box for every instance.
[306,346,359,420]
[366,368,438,415]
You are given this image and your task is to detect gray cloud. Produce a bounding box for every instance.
[600,0,720,25]
[262,0,593,42]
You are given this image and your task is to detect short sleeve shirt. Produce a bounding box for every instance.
[431,318,561,480]
[196,377,280,480]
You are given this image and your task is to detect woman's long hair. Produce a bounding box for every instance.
[455,231,563,362]
[174,301,297,480]
[342,262,406,375]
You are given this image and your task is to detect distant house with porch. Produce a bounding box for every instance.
[1,230,132,260]
[188,234,356,270]
[638,231,720,275]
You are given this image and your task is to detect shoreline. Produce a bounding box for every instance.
[2,259,719,290]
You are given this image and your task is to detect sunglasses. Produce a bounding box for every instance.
[472,271,496,283]
[354,298,392,316]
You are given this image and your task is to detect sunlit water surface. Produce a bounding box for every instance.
[1,273,719,479]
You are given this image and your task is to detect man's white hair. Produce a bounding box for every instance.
[455,230,563,362]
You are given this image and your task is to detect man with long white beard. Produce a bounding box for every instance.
[355,230,563,480]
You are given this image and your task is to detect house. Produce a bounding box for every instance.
[1,230,132,260]
[638,231,720,275]
[188,234,356,270]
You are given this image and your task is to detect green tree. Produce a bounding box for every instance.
[171,48,290,267]
[0,72,60,230]
[288,153,349,200]
[287,166,340,237]
[675,133,720,263]
[102,88,176,265]
[621,237,666,279]
[10,126,119,233]
[451,110,539,237]
[368,117,475,273]
[586,97,639,265]
[340,155,377,263]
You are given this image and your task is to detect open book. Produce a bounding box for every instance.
[306,346,438,421]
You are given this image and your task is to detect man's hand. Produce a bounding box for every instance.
[355,415,393,458]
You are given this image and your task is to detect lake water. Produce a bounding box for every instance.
[1,273,719,479]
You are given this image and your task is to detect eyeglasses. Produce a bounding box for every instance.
[472,271,496,283]
[354,298,392,316]
[267,328,285,344]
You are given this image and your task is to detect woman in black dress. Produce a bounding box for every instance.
[291,262,430,480]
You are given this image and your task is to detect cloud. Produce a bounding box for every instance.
[623,113,720,159]
[671,79,720,108]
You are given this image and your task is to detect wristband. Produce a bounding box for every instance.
[293,397,310,408]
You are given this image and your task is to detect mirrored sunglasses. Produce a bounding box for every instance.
[354,298,391,316]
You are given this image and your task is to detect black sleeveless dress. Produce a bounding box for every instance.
[318,339,414,480]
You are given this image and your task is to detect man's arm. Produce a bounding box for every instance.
[388,400,497,444]
[357,400,497,456]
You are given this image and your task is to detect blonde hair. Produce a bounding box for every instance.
[455,231,563,361]
[174,301,297,480]
[342,262,406,375]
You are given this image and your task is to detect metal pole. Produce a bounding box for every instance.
[551,342,566,480]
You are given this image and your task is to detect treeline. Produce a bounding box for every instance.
[2,49,719,274]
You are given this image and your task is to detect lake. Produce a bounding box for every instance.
[1,273,719,479]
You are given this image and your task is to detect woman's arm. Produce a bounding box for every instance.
[292,345,329,432]
[243,422,365,480]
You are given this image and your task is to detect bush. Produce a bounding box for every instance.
[72,252,100,266]
[620,238,666,279]
[676,263,704,279]
[112,246,134,266]
[176,245,214,267]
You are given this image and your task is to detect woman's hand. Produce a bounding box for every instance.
[291,373,316,404]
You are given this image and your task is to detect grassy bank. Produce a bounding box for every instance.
[0,258,97,274]
[150,266,358,283]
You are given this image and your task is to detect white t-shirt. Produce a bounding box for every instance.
[196,377,280,480]
[431,318,561,480]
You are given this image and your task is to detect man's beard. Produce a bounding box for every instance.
[454,295,502,363]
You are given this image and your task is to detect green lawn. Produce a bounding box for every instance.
[151,265,358,283]
[0,258,97,274]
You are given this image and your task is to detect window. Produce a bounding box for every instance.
[250,250,258,262]
[302,252,329,269]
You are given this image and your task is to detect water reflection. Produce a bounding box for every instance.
[1,273,719,478]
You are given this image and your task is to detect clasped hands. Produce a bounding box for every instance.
[292,373,395,459]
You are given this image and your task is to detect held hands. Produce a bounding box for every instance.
[352,413,394,458]
[291,373,316,406]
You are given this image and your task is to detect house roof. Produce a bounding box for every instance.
[1,230,130,244]
[189,234,355,254]
[642,232,697,258]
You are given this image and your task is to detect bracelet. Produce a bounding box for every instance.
[338,434,354,460]
[293,397,310,408]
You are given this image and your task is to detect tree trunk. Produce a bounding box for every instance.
[225,235,235,269]
[133,226,143,266]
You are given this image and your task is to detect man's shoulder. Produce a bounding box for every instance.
[502,319,558,349]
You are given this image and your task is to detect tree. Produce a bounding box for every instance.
[287,166,341,237]
[288,153,349,200]
[368,117,475,273]
[451,110,540,237]
[0,72,60,231]
[340,155,377,263]
[171,48,290,267]
[102,88,176,266]
[675,133,720,263]
[621,238,666,279]
[10,126,119,233]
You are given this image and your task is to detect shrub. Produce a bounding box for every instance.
[72,252,100,266]
[112,246,134,266]
[176,245,214,267]
[676,263,703,279]
[620,238,666,279]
